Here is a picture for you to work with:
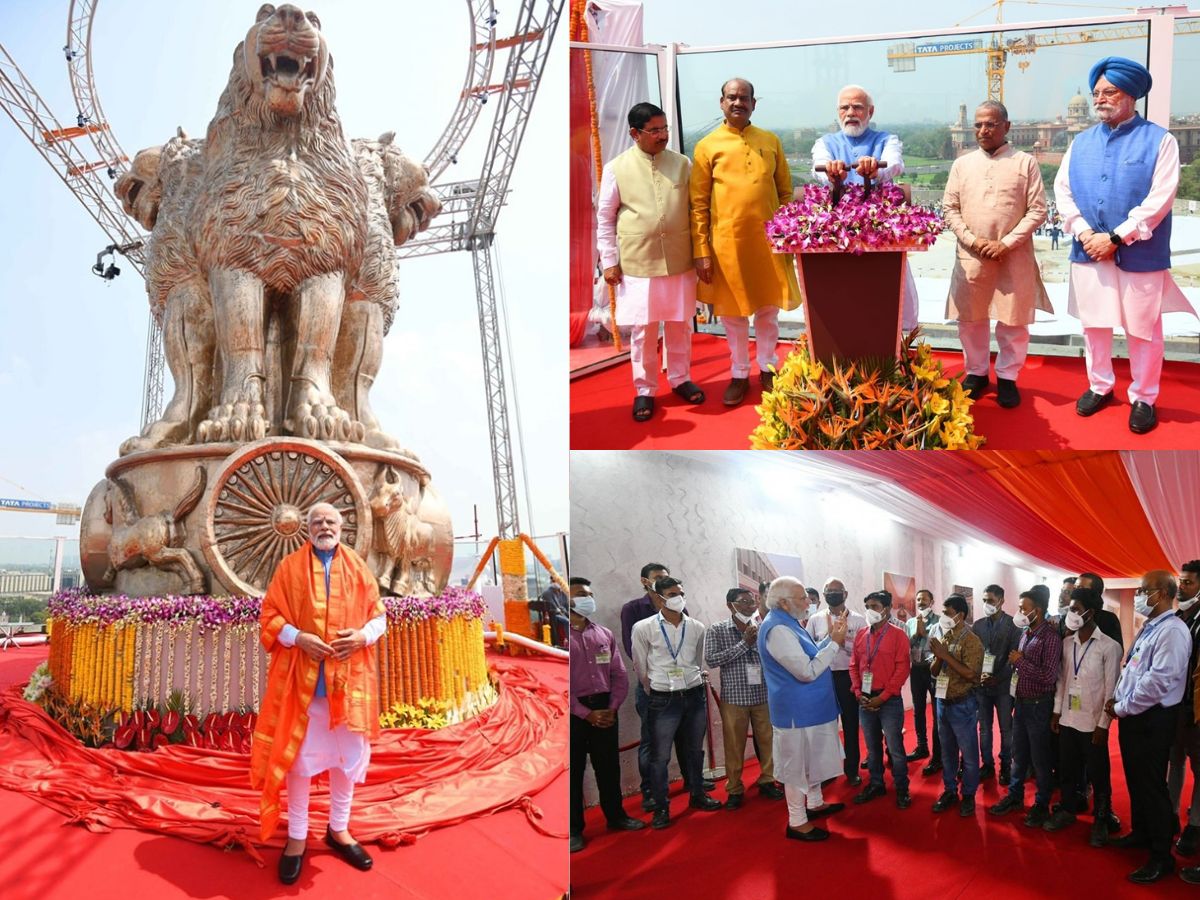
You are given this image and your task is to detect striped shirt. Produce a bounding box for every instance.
[703,618,767,707]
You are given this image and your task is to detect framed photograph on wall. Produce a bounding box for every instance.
[953,584,976,623]
[883,572,916,625]
[734,548,804,596]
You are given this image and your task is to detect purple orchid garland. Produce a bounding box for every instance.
[766,183,943,255]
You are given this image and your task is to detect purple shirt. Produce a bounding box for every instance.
[1015,619,1063,699]
[620,594,657,659]
[570,619,628,720]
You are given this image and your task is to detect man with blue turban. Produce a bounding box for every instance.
[1053,56,1196,434]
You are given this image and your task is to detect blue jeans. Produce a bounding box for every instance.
[646,685,707,808]
[635,681,693,797]
[1008,696,1055,807]
[859,695,909,793]
[977,689,1014,769]
[938,694,981,797]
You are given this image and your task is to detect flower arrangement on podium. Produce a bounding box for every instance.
[765,182,943,254]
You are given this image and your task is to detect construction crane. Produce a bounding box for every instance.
[0,0,562,544]
[0,499,81,525]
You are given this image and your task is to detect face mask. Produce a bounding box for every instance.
[734,611,754,624]
[938,614,957,632]
[807,603,819,618]
[865,608,884,626]
[1180,596,1200,612]
[1134,592,1155,617]
[824,592,846,607]
[1064,610,1084,631]
[983,603,999,617]
[664,595,685,613]
[1013,611,1030,629]
[572,597,597,618]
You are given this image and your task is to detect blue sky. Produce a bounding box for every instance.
[0,1,567,550]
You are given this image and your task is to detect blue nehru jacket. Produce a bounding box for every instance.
[820,129,891,186]
[757,608,840,729]
[1066,115,1171,273]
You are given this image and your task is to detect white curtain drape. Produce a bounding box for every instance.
[1120,450,1200,567]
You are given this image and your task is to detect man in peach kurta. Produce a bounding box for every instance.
[942,100,1051,410]
[250,502,386,884]
[691,78,802,407]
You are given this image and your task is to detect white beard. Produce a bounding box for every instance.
[841,120,869,138]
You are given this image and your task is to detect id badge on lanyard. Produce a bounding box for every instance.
[935,673,950,699]
[861,671,874,694]
[746,663,762,686]
[1069,681,1083,712]
[1010,670,1019,698]
[982,652,996,674]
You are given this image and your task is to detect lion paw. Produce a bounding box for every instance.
[198,395,269,444]
[119,418,190,456]
[287,401,357,442]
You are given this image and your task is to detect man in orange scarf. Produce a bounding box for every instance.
[250,502,387,884]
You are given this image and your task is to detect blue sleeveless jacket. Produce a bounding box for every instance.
[1066,115,1171,272]
[820,128,891,186]
[757,609,840,728]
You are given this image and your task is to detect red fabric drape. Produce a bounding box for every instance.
[0,660,566,862]
[568,44,595,347]
[815,450,1171,577]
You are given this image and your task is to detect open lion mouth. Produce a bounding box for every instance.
[259,50,316,88]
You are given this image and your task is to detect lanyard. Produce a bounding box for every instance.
[659,613,686,662]
[1072,637,1094,678]
[866,626,887,668]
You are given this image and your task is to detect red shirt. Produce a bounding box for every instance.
[849,622,911,701]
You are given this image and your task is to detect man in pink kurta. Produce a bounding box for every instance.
[942,100,1051,409]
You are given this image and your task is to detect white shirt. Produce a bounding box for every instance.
[632,612,706,691]
[811,132,905,182]
[765,625,839,683]
[805,608,867,672]
[1053,628,1122,731]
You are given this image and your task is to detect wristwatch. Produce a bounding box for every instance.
[1108,230,1122,246]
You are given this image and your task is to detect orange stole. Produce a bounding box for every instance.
[249,544,385,842]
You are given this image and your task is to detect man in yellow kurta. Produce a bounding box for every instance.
[250,502,386,884]
[691,78,802,407]
[942,100,1051,409]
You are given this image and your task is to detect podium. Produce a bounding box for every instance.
[791,244,928,367]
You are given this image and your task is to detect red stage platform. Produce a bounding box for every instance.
[570,333,1200,450]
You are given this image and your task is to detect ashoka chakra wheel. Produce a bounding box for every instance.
[202,438,373,595]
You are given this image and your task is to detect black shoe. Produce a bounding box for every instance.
[278,848,306,885]
[860,759,870,770]
[922,760,943,776]
[325,827,372,871]
[853,783,886,805]
[962,373,989,400]
[1042,807,1077,832]
[996,378,1020,408]
[570,834,585,853]
[979,764,995,781]
[1076,389,1114,417]
[725,792,744,810]
[758,782,785,801]
[988,794,1023,817]
[1129,401,1158,434]
[1110,832,1150,849]
[896,791,912,810]
[651,809,671,830]
[906,747,930,762]
[1181,866,1200,884]
[846,774,862,787]
[1107,813,1122,834]
[1024,804,1050,828]
[999,766,1011,785]
[760,370,775,392]
[785,824,830,842]
[808,802,845,820]
[702,779,716,792]
[606,816,646,832]
[1178,824,1200,856]
[932,791,958,813]
[1090,817,1109,848]
[960,796,976,817]
[641,795,657,812]
[689,793,721,812]
[1128,859,1174,884]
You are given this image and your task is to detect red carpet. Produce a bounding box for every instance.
[0,645,567,900]
[572,708,1198,899]
[570,332,1200,449]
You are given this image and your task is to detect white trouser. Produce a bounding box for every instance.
[287,766,356,840]
[957,320,1031,382]
[784,781,825,828]
[630,321,692,397]
[1083,321,1164,406]
[902,261,919,334]
[724,306,780,378]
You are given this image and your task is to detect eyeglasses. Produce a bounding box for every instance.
[1091,88,1122,100]
[639,126,669,136]
[730,597,757,606]
[973,122,1003,130]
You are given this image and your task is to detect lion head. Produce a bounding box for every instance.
[115,146,164,230]
[241,3,329,117]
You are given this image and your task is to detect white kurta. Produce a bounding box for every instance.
[597,162,696,327]
[764,626,844,790]
[1053,130,1195,341]
[811,132,919,331]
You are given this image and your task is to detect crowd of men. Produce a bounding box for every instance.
[597,55,1192,433]
[569,560,1200,885]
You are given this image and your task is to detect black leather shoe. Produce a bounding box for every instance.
[845,774,862,787]
[1076,389,1113,417]
[932,791,959,813]
[1042,807,1076,832]
[906,747,929,762]
[860,759,870,770]
[807,802,844,820]
[689,793,721,812]
[606,816,646,832]
[996,378,1020,408]
[1181,865,1200,884]
[1024,804,1050,828]
[570,834,585,853]
[962,373,989,400]
[1128,859,1173,884]
[785,824,830,842]
[724,792,744,810]
[641,795,657,812]
[1090,817,1109,848]
[1178,824,1200,856]
[651,808,670,830]
[325,828,372,871]
[980,764,995,781]
[758,782,785,801]
[278,849,305,885]
[1129,400,1157,434]
[701,779,716,792]
[853,783,886,805]
[896,791,912,810]
[988,794,1023,816]
[1110,832,1150,849]
[960,796,976,817]
[922,760,943,776]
